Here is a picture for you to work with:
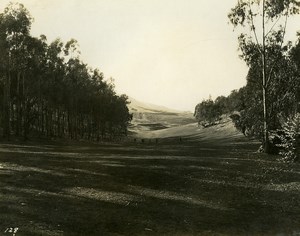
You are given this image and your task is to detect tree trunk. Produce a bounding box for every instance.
[262,0,270,153]
[16,71,21,136]
[3,70,11,140]
[23,99,28,141]
[22,73,27,140]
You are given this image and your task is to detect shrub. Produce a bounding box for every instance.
[274,113,300,162]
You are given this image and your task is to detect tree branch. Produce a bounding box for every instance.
[265,16,282,38]
[266,9,289,86]
[248,3,262,55]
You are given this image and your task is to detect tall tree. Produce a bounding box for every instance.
[0,3,33,139]
[0,3,132,141]
[228,0,300,153]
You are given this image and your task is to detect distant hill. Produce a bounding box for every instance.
[136,118,243,141]
[127,97,195,135]
[128,97,183,114]
[127,97,246,143]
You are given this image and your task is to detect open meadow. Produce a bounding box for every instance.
[1,1,300,235]
[0,126,300,235]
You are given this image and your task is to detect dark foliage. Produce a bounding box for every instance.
[0,3,132,141]
[194,98,222,127]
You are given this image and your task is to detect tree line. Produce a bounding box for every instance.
[194,35,300,159]
[195,0,300,160]
[0,3,132,141]
[194,91,244,128]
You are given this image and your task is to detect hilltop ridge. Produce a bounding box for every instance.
[127,97,195,135]
[127,97,246,142]
[127,97,190,114]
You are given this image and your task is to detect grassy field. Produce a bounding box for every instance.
[0,135,300,235]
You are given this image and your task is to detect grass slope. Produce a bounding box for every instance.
[133,117,243,141]
[127,97,195,134]
[0,131,300,235]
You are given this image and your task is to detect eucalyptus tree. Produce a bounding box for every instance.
[0,3,132,141]
[0,2,33,139]
[290,33,300,110]
[0,14,7,133]
[194,98,223,127]
[21,35,49,139]
[228,0,300,153]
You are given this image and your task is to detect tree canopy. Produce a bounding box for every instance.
[228,0,300,153]
[0,3,132,141]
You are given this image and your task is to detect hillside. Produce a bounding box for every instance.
[127,97,244,142]
[128,97,195,134]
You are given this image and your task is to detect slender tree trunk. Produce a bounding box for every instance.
[38,76,42,136]
[67,111,71,139]
[10,98,14,135]
[62,111,66,137]
[262,0,269,153]
[22,73,27,140]
[23,99,29,141]
[50,110,53,137]
[57,108,60,137]
[41,102,45,135]
[3,67,11,140]
[16,71,21,136]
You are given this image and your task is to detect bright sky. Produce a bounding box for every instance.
[0,0,299,111]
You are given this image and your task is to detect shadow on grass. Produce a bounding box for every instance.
[0,140,299,235]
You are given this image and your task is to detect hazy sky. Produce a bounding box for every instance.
[1,1,299,111]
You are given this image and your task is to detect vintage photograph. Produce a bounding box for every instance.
[0,0,300,235]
